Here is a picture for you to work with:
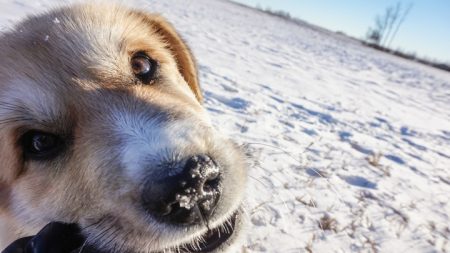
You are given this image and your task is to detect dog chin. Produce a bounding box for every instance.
[84,208,245,253]
[172,209,245,253]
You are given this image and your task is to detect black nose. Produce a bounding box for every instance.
[142,155,221,225]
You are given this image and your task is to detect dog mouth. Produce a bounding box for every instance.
[172,210,239,253]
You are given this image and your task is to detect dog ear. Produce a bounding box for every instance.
[138,13,203,102]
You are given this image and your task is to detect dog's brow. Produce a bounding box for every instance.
[0,101,65,130]
[0,76,70,129]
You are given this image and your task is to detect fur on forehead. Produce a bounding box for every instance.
[0,2,202,100]
[0,3,205,184]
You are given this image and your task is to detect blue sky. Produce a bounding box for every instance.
[234,0,450,63]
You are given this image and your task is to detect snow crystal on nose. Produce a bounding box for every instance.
[176,192,199,210]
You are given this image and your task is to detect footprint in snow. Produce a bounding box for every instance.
[341,175,377,189]
[384,154,406,165]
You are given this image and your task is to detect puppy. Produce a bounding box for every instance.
[0,3,247,253]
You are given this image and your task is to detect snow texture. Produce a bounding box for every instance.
[1,0,449,252]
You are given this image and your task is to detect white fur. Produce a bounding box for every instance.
[0,79,60,122]
[0,3,247,252]
[116,109,209,180]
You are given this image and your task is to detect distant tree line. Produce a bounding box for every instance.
[364,2,450,72]
[229,0,450,72]
[252,4,310,27]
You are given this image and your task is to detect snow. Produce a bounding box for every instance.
[1,0,449,252]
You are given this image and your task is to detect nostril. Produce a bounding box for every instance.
[204,176,220,193]
[142,154,222,225]
[184,154,220,184]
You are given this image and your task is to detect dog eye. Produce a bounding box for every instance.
[131,53,157,84]
[21,131,63,160]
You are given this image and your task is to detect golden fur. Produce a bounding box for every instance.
[0,3,246,252]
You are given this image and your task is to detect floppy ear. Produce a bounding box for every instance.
[137,13,203,102]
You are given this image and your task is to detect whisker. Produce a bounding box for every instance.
[102,226,121,252]
[78,240,88,253]
[195,205,211,231]
[115,231,131,253]
[248,174,270,188]
[247,141,345,210]
[79,217,107,231]
[78,218,109,253]
[86,218,115,249]
[245,141,312,162]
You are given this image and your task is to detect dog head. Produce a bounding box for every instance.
[0,3,247,252]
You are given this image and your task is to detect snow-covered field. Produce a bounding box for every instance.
[1,0,449,252]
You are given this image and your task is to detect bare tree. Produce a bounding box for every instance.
[366,10,389,45]
[366,2,411,47]
[381,3,402,46]
[387,3,414,47]
[366,27,382,44]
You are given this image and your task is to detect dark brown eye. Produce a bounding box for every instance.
[131,53,157,84]
[21,131,63,160]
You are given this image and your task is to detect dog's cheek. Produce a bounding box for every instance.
[209,138,248,218]
[0,129,24,183]
[9,165,79,222]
